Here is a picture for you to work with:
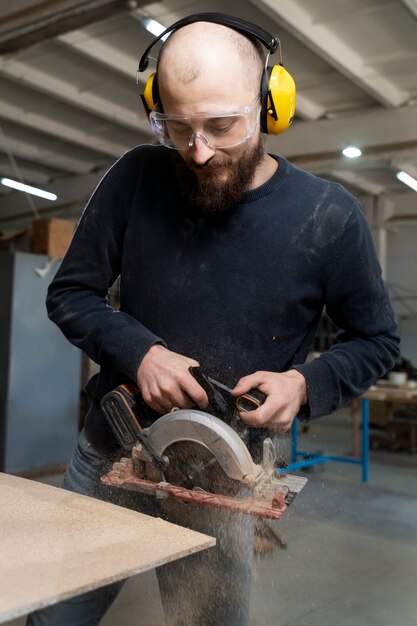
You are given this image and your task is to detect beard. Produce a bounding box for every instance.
[172,135,265,216]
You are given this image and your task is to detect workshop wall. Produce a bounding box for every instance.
[387,190,417,365]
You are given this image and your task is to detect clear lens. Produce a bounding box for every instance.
[149,98,260,150]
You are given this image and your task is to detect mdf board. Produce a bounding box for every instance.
[0,473,215,623]
[0,252,80,473]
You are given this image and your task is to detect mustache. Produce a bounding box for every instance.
[189,157,231,171]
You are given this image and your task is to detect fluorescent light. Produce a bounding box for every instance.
[142,18,170,41]
[342,146,362,158]
[396,170,417,193]
[0,177,57,201]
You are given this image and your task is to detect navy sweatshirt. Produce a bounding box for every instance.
[46,145,399,451]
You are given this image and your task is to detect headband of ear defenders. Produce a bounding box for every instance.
[138,12,278,73]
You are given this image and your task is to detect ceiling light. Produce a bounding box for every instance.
[0,177,57,201]
[142,18,170,41]
[342,146,362,158]
[396,171,417,193]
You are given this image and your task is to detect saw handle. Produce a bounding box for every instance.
[188,367,230,416]
[100,384,169,470]
[100,384,143,450]
[236,393,264,413]
[189,367,266,415]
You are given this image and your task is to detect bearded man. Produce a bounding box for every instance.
[27,14,399,626]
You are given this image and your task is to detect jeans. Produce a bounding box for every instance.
[26,430,254,626]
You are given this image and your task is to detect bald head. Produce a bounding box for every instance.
[157,22,264,110]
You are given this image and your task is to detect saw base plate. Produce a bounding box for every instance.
[101,457,291,520]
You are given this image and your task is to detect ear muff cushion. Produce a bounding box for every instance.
[265,65,296,135]
[260,68,269,134]
[141,72,159,117]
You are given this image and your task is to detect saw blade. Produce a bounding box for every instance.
[139,410,264,487]
[162,441,249,498]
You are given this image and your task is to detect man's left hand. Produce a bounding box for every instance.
[232,370,308,432]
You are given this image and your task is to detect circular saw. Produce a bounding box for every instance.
[100,378,307,520]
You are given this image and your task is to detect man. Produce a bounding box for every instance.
[27,14,399,626]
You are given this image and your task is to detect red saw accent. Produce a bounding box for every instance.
[101,462,288,520]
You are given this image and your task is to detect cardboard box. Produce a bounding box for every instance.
[32,218,76,258]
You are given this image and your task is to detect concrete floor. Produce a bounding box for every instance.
[5,409,417,626]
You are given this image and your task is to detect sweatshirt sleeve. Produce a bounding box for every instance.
[46,151,165,382]
[293,202,400,419]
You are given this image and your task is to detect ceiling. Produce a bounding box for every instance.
[0,0,417,231]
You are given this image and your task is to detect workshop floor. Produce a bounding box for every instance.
[5,408,417,626]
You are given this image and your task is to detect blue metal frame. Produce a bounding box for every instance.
[276,398,369,482]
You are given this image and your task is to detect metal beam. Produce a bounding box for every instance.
[292,93,327,121]
[0,57,151,136]
[0,196,88,228]
[0,133,98,174]
[0,0,150,55]
[254,0,409,108]
[308,0,397,26]
[329,170,386,196]
[0,161,53,185]
[58,29,141,83]
[294,154,390,176]
[267,105,417,158]
[402,0,417,19]
[0,99,130,159]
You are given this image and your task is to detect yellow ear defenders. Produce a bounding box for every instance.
[137,12,296,135]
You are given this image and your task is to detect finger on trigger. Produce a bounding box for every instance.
[232,378,253,396]
[233,372,265,395]
[183,378,209,409]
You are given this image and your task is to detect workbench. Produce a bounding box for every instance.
[280,383,417,484]
[0,473,215,623]
[351,384,417,456]
[282,408,370,483]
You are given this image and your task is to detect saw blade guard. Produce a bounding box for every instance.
[140,410,264,487]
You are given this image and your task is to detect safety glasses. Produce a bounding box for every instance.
[149,97,261,150]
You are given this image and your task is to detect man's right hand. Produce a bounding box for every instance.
[136,344,209,414]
